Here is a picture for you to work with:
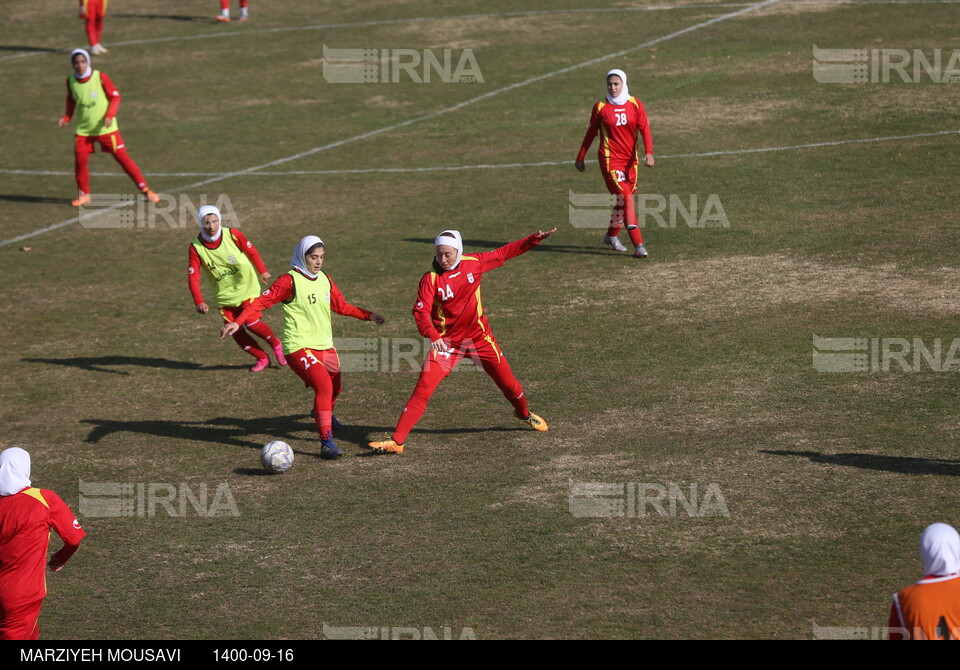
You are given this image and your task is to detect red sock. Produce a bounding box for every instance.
[112,149,148,191]
[85,17,97,46]
[608,195,624,237]
[220,0,230,9]
[481,358,529,418]
[623,193,644,244]
[74,144,90,194]
[245,320,279,349]
[312,374,335,439]
[232,330,266,360]
[94,17,104,44]
[392,359,449,444]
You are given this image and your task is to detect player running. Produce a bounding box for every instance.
[575,68,654,258]
[189,205,286,372]
[368,228,556,455]
[220,236,384,459]
[58,49,160,207]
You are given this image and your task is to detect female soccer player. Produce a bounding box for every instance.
[189,205,286,372]
[58,49,160,207]
[78,0,108,54]
[220,236,384,459]
[888,522,960,639]
[575,68,654,258]
[0,448,85,640]
[368,228,556,455]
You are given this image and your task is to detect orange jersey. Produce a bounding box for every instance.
[577,97,653,171]
[890,575,960,640]
[412,235,541,346]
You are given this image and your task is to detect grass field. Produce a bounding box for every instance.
[2,0,960,640]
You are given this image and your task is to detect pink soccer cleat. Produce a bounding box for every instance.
[250,357,270,372]
[273,343,287,367]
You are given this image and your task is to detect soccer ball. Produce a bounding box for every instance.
[260,440,294,474]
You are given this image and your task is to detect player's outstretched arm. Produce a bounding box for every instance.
[534,228,558,240]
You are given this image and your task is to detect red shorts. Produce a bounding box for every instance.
[427,334,504,374]
[0,598,42,641]
[601,162,638,195]
[220,299,263,325]
[82,0,108,19]
[286,347,340,389]
[74,131,125,155]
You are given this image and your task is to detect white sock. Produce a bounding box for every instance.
[241,7,248,17]
[221,9,229,17]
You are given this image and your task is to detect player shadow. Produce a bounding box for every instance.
[0,194,75,205]
[81,414,314,454]
[403,237,616,257]
[23,356,249,375]
[760,450,960,477]
[0,46,64,53]
[112,13,211,22]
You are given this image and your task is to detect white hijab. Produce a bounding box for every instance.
[291,235,324,279]
[605,68,630,106]
[196,205,223,243]
[434,230,463,271]
[70,48,93,81]
[920,522,960,577]
[0,447,31,496]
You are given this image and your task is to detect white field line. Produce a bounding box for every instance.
[1,0,783,248]
[1,0,957,63]
[3,129,957,179]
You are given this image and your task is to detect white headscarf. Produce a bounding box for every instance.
[920,522,960,577]
[196,205,223,243]
[434,230,463,271]
[290,235,324,279]
[605,68,630,106]
[70,48,93,81]
[0,447,31,496]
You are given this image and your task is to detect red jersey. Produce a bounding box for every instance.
[413,235,542,347]
[187,229,268,306]
[0,488,85,610]
[234,270,372,326]
[889,574,960,640]
[576,97,653,171]
[62,71,120,125]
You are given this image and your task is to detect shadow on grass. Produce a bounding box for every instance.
[112,13,211,22]
[403,238,616,257]
[24,356,249,375]
[81,414,527,460]
[0,194,74,205]
[0,46,64,53]
[760,450,960,477]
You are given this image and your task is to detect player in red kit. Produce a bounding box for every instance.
[575,68,654,258]
[368,228,557,455]
[78,0,108,55]
[0,448,85,640]
[189,205,286,372]
[58,49,160,207]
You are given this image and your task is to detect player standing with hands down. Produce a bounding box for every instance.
[0,448,85,640]
[189,205,286,372]
[58,49,160,207]
[888,522,960,640]
[78,0,108,54]
[368,228,557,455]
[221,236,385,459]
[575,68,654,258]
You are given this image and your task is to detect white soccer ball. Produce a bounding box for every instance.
[260,440,294,473]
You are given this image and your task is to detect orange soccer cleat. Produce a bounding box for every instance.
[141,188,160,203]
[71,194,91,207]
[515,410,549,432]
[368,438,404,455]
[215,15,231,22]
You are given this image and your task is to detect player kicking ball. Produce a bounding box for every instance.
[369,228,557,455]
